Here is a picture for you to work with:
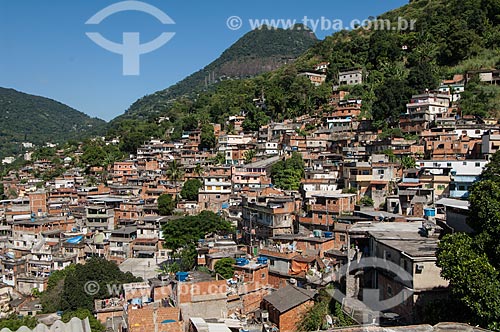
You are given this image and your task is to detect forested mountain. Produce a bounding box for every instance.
[112,25,318,122]
[0,88,106,159]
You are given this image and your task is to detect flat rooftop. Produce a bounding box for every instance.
[350,221,423,237]
[119,258,164,280]
[377,238,439,258]
[243,155,281,168]
[436,197,469,210]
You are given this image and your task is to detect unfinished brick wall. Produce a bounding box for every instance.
[128,306,182,332]
[267,273,288,289]
[278,301,314,332]
[178,280,227,303]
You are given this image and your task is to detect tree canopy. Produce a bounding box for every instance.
[40,258,141,313]
[214,258,235,279]
[199,123,216,150]
[0,315,38,331]
[181,179,203,201]
[162,211,234,253]
[158,194,176,216]
[437,150,500,330]
[270,152,305,190]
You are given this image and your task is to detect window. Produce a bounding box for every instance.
[463,161,467,166]
[261,273,266,279]
[437,185,445,190]
[387,285,393,297]
[340,234,346,242]
[458,185,466,191]
[447,162,452,167]
[475,162,481,167]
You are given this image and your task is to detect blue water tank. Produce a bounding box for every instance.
[176,272,189,282]
[236,258,249,266]
[257,257,268,265]
[424,208,436,217]
[324,231,333,238]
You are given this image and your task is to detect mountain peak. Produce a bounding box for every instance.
[116,27,318,121]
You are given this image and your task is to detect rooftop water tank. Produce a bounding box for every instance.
[424,208,436,217]
[176,272,189,282]
[257,257,268,265]
[236,258,249,266]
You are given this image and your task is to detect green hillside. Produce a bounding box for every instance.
[0,88,106,159]
[112,25,318,123]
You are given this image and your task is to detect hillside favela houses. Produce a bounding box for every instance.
[1,67,497,331]
[1,1,500,331]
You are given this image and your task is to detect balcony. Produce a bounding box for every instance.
[350,174,372,182]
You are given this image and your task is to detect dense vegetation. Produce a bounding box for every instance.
[113,25,318,123]
[214,257,236,279]
[40,258,141,313]
[436,151,500,330]
[181,179,203,201]
[0,315,38,331]
[158,193,176,215]
[270,152,305,190]
[161,211,234,271]
[162,211,234,253]
[0,88,106,160]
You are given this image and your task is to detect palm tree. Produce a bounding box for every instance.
[194,163,204,178]
[166,159,184,197]
[401,156,417,169]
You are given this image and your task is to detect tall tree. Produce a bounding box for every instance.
[166,160,184,196]
[194,163,205,177]
[214,258,235,279]
[437,150,500,330]
[181,179,203,201]
[158,194,175,216]
[199,123,216,150]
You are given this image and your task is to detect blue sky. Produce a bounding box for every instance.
[0,0,407,121]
